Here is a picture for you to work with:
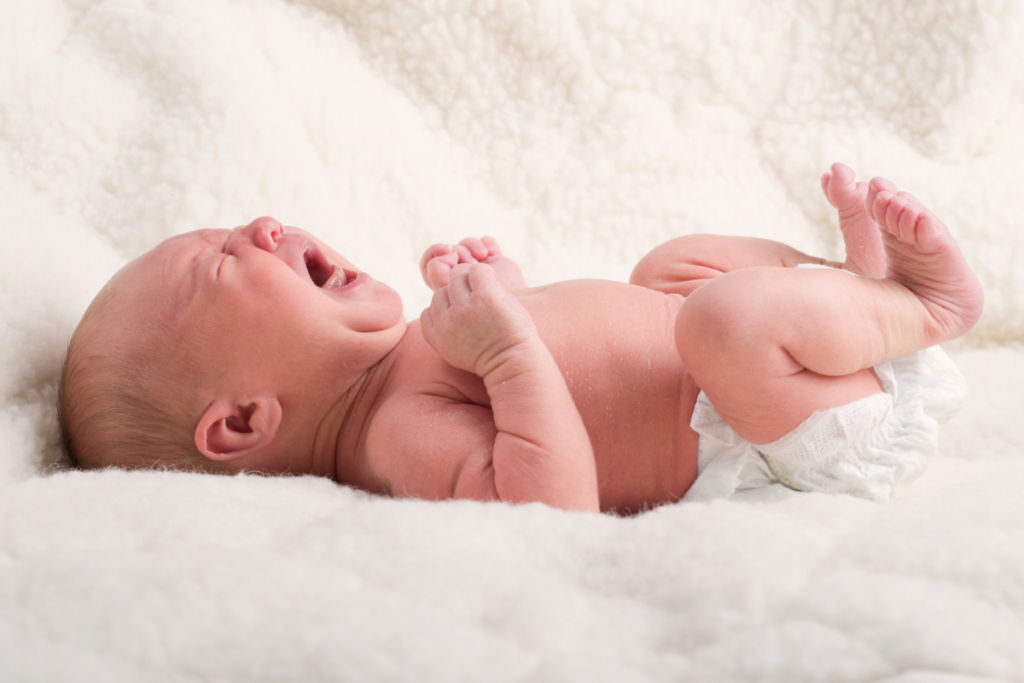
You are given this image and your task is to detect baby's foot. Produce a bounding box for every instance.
[869,181,984,341]
[821,162,888,277]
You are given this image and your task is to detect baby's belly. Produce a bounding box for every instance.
[516,280,701,513]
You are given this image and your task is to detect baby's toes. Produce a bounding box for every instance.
[912,211,946,251]
[822,163,859,209]
[866,177,897,217]
[884,194,913,240]
[868,176,898,196]
[871,190,909,238]
[869,190,893,228]
[897,194,925,243]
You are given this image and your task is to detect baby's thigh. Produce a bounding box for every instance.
[706,366,883,446]
[673,268,883,445]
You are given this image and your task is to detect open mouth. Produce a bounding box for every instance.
[303,244,356,290]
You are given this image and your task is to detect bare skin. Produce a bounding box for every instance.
[390,162,982,508]
[83,164,983,514]
[821,161,889,278]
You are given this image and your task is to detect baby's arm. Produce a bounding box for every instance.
[419,263,599,512]
[421,237,526,291]
[630,235,836,297]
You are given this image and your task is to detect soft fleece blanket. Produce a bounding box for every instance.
[3,1,1024,681]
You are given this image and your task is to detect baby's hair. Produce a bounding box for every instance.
[58,286,224,474]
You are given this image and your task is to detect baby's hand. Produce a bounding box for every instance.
[419,263,537,378]
[420,236,505,292]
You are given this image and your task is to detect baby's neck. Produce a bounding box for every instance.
[315,341,403,490]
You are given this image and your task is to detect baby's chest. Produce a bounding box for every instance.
[366,328,498,499]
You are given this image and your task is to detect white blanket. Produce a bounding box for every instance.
[3,1,1024,680]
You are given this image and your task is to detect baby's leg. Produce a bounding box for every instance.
[629,235,835,297]
[820,162,888,277]
[634,163,899,295]
[677,184,983,444]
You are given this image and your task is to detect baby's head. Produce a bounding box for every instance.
[59,217,407,475]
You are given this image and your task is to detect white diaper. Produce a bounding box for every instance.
[683,346,967,502]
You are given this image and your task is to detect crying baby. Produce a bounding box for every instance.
[59,163,982,513]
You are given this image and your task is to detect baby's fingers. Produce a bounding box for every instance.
[425,258,456,291]
[422,282,453,333]
[459,236,503,260]
[457,237,490,261]
[450,262,473,280]
[446,267,475,305]
[447,263,498,306]
[419,292,447,355]
[466,260,500,289]
[480,236,502,258]
[420,243,454,272]
[451,243,479,264]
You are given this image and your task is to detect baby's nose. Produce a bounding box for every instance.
[241,216,284,251]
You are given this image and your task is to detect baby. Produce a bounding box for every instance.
[59,163,983,513]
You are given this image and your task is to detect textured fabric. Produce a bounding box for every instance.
[5,1,1024,680]
[685,347,968,502]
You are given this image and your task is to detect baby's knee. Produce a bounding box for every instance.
[629,246,669,288]
[673,268,776,369]
[629,236,716,294]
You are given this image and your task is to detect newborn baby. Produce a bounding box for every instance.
[59,163,983,513]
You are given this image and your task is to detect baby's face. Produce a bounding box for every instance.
[109,216,407,411]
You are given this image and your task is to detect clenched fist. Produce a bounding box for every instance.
[419,263,538,377]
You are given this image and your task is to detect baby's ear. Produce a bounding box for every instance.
[194,396,282,462]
